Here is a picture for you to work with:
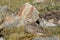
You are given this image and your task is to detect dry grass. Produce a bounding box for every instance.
[0,0,33,12]
[0,0,60,40]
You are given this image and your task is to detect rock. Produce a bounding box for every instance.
[25,22,44,34]
[33,0,45,4]
[17,3,39,27]
[32,36,59,40]
[41,10,60,20]
[39,10,60,27]
[0,3,39,28]
[0,6,8,12]
[58,20,60,25]
[0,37,4,40]
[39,18,57,27]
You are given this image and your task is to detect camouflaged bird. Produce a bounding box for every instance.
[0,3,39,29]
[39,10,60,27]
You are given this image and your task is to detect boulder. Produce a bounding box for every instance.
[0,3,39,28]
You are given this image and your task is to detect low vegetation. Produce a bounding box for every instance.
[0,0,60,40]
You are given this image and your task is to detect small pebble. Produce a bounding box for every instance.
[0,37,4,40]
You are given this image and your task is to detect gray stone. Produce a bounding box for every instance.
[0,37,5,40]
[39,18,57,27]
[33,0,45,4]
[32,36,59,40]
[0,6,13,24]
[25,22,44,34]
[39,10,60,27]
[0,6,8,12]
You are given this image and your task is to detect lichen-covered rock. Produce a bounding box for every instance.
[17,3,39,27]
[0,3,39,28]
